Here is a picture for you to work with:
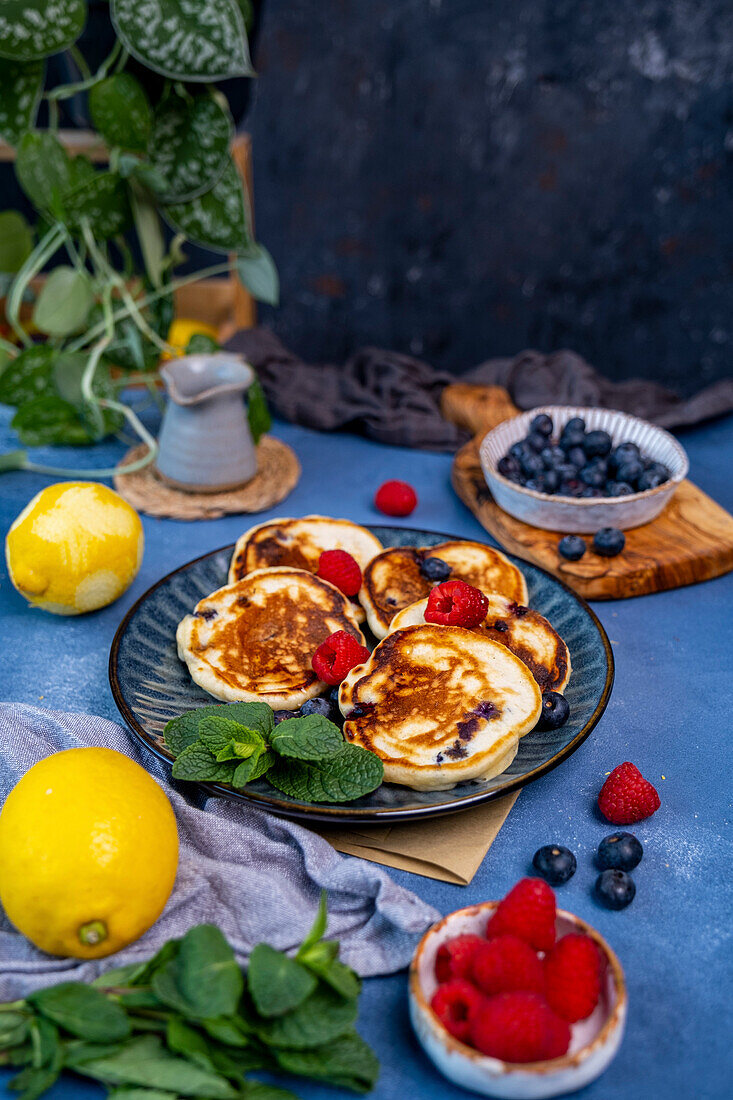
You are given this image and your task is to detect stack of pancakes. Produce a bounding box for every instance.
[176,516,571,793]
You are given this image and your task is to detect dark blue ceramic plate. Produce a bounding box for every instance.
[109,526,613,823]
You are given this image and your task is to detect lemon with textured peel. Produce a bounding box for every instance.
[0,748,179,958]
[6,482,143,615]
[163,317,220,359]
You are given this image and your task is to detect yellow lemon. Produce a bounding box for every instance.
[163,317,220,359]
[5,482,144,615]
[0,748,179,958]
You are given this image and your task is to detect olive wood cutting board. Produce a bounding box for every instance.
[443,383,733,600]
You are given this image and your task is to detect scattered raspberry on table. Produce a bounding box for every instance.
[424,579,489,629]
[598,762,661,825]
[374,479,418,517]
[311,630,370,686]
[317,549,362,597]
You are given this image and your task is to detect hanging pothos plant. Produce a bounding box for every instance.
[0,0,274,478]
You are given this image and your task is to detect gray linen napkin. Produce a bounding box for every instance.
[0,703,439,1000]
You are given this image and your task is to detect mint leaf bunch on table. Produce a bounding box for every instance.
[164,703,384,804]
[0,897,379,1097]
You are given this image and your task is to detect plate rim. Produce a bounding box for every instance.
[109,525,615,823]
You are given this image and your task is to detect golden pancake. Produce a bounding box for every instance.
[388,593,571,693]
[359,540,528,638]
[339,624,541,790]
[177,567,365,710]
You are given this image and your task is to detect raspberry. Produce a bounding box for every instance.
[487,878,556,953]
[311,631,370,686]
[374,480,417,517]
[430,979,486,1043]
[424,580,489,629]
[317,549,362,597]
[435,934,485,983]
[544,933,602,1022]
[470,935,544,997]
[470,992,570,1062]
[598,762,661,825]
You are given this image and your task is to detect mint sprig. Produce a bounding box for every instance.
[0,901,378,1097]
[163,704,383,804]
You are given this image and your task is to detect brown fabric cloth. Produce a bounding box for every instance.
[226,327,733,453]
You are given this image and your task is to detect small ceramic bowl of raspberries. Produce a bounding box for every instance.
[480,405,688,533]
[409,877,627,1098]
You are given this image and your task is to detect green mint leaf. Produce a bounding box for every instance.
[247,944,317,1018]
[165,1018,216,1072]
[7,1061,62,1100]
[29,983,131,1043]
[0,1013,29,1049]
[171,742,236,783]
[62,1041,131,1068]
[107,1090,180,1100]
[274,1031,379,1093]
[214,739,256,763]
[270,714,345,762]
[245,1084,299,1100]
[296,891,328,958]
[300,949,361,1001]
[267,744,384,803]
[153,926,243,1021]
[252,985,357,1050]
[246,377,271,445]
[164,704,274,757]
[74,1034,238,1098]
[199,717,264,759]
[199,1016,251,1049]
[28,1017,58,1069]
[233,748,275,787]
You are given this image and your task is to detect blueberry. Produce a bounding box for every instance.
[498,455,522,481]
[638,470,664,491]
[583,430,612,458]
[646,461,670,480]
[537,691,570,729]
[542,469,560,493]
[616,459,644,486]
[521,452,545,479]
[612,441,640,465]
[274,709,295,724]
[566,446,587,468]
[420,556,452,581]
[559,478,582,497]
[556,462,578,481]
[328,686,341,704]
[524,477,547,493]
[558,535,586,561]
[530,413,554,437]
[301,697,336,718]
[509,440,530,461]
[562,417,586,435]
[526,431,548,453]
[561,433,586,455]
[540,445,566,469]
[594,869,636,910]
[597,832,643,872]
[605,480,634,497]
[579,465,606,488]
[593,527,625,557]
[533,844,577,885]
[580,486,602,497]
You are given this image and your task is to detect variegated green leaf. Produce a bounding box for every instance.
[111,0,253,82]
[14,131,71,216]
[64,172,131,239]
[148,91,232,203]
[237,245,279,306]
[88,73,151,153]
[0,59,44,146]
[163,158,251,253]
[0,211,33,273]
[0,0,86,62]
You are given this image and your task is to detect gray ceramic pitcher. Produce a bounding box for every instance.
[156,354,258,492]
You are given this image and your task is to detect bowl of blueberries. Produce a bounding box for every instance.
[480,406,688,533]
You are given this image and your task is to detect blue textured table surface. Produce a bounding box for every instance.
[1,405,731,1100]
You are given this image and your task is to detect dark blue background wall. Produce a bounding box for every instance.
[247,0,733,394]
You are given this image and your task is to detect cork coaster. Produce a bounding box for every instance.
[113,436,301,520]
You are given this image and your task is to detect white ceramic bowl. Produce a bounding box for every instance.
[479,405,689,533]
[409,901,627,1099]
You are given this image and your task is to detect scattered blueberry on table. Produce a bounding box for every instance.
[558,535,587,561]
[532,844,577,885]
[536,691,570,729]
[595,868,636,910]
[593,527,626,557]
[597,832,644,871]
[497,414,670,498]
